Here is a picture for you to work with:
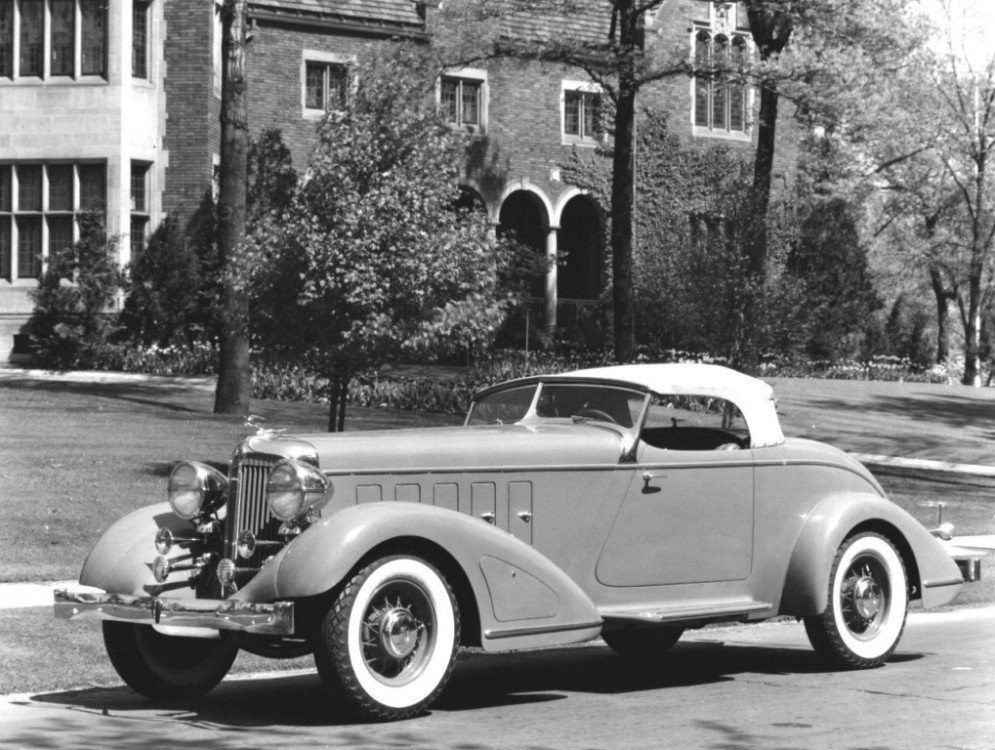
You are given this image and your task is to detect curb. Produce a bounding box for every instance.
[855,453,995,487]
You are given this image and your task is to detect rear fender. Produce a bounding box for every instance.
[780,492,964,616]
[238,503,602,652]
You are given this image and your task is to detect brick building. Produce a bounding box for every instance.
[0,0,798,361]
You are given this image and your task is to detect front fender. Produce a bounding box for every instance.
[780,492,965,616]
[238,503,602,652]
[78,502,198,599]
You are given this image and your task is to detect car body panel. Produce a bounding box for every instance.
[77,500,603,652]
[78,503,197,599]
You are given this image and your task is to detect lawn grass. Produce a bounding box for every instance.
[0,374,460,582]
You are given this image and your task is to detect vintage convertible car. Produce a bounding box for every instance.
[55,363,978,720]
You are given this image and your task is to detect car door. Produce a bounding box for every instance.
[595,393,755,587]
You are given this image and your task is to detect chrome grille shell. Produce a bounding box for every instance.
[226,452,284,590]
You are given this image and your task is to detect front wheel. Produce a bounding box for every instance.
[804,532,908,669]
[103,621,238,700]
[314,555,460,721]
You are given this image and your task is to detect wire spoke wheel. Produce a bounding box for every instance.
[359,582,434,684]
[315,555,460,721]
[804,532,908,669]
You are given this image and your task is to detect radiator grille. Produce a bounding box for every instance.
[227,454,284,589]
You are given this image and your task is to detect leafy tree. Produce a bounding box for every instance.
[27,214,123,368]
[885,292,934,369]
[247,128,298,227]
[832,0,995,384]
[121,215,210,347]
[788,198,881,361]
[244,45,517,431]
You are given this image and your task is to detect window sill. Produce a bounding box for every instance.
[0,75,108,86]
[446,123,485,136]
[692,126,750,142]
[561,135,603,148]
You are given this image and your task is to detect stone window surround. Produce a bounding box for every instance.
[560,79,603,147]
[0,0,109,82]
[0,161,106,282]
[690,1,752,141]
[301,49,356,119]
[438,67,487,134]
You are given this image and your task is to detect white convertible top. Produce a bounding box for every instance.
[558,363,785,448]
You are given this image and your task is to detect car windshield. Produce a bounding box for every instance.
[466,382,645,428]
[466,385,537,425]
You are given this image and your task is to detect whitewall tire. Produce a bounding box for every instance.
[804,532,908,669]
[315,555,460,721]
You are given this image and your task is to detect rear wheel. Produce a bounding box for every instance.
[804,532,908,669]
[603,626,684,661]
[314,556,460,721]
[103,621,238,700]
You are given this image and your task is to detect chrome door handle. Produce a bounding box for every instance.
[480,511,495,524]
[642,472,663,494]
[517,511,532,524]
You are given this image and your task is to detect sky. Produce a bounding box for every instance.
[920,0,995,67]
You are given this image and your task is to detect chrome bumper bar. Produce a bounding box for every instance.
[53,589,294,635]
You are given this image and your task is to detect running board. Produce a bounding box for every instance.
[601,600,773,625]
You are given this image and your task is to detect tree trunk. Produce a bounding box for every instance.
[963,273,983,386]
[327,374,349,432]
[213,0,251,416]
[741,3,792,374]
[928,264,952,364]
[610,0,638,363]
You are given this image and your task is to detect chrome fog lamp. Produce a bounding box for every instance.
[168,461,229,520]
[216,558,237,589]
[155,528,173,555]
[237,530,257,559]
[266,459,330,522]
[153,556,171,583]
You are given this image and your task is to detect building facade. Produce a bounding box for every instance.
[0,0,798,361]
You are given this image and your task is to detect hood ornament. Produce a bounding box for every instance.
[245,415,286,437]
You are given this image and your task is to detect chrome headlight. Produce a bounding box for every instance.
[266,459,330,521]
[168,461,229,520]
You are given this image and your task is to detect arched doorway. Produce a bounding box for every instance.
[498,190,547,299]
[558,195,603,301]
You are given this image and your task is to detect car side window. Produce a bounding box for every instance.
[640,394,750,450]
[466,385,537,425]
[535,384,643,428]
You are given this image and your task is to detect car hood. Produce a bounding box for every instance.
[239,423,627,473]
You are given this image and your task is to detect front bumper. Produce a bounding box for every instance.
[53,589,294,635]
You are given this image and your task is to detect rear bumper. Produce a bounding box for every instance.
[53,589,294,635]
[956,557,982,583]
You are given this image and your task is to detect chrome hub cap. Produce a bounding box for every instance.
[380,609,421,659]
[841,556,888,638]
[853,577,882,620]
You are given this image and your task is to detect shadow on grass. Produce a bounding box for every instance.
[0,377,213,414]
[808,392,995,436]
[0,375,463,431]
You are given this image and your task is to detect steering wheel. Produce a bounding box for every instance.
[574,408,618,424]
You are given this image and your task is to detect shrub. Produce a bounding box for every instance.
[27,214,123,369]
[121,215,212,347]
